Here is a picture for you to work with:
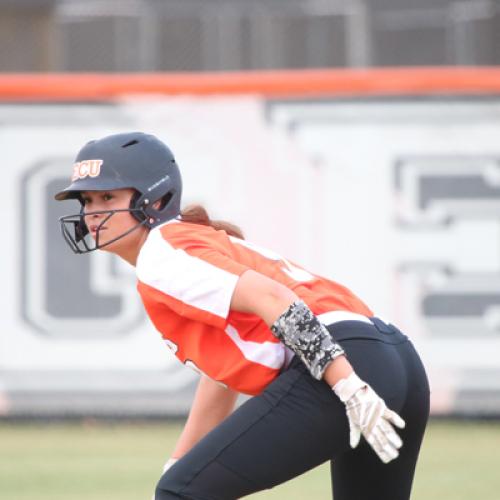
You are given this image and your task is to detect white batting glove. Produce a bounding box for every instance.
[152,459,179,500]
[333,372,405,463]
[162,458,178,473]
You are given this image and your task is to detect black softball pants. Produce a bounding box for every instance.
[155,319,430,500]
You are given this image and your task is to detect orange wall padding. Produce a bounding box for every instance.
[1,67,500,101]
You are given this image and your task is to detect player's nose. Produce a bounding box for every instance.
[85,207,104,217]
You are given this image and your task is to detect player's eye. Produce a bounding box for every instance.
[81,196,91,205]
[102,193,114,201]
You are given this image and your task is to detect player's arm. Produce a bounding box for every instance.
[230,270,405,464]
[170,375,239,461]
[231,269,353,386]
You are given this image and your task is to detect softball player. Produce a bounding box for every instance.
[55,132,429,500]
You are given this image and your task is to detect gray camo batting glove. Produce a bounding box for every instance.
[333,372,405,463]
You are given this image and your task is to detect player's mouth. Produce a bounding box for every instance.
[89,225,107,234]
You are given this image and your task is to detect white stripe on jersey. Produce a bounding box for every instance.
[318,310,371,325]
[224,324,285,370]
[136,227,239,321]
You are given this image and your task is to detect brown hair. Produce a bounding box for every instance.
[179,204,245,240]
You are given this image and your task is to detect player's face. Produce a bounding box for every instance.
[81,188,148,256]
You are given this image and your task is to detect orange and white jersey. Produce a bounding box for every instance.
[136,220,372,395]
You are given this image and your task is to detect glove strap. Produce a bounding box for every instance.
[332,372,367,403]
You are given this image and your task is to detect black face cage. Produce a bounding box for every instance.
[59,208,149,254]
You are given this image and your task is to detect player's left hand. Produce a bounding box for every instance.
[162,457,178,473]
[333,372,405,463]
[152,458,179,500]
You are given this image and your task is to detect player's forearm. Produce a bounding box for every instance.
[171,376,239,459]
[322,355,354,386]
[231,270,298,325]
[232,271,352,384]
[271,300,353,382]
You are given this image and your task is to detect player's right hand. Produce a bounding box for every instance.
[333,372,405,463]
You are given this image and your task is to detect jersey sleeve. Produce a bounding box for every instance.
[136,227,250,329]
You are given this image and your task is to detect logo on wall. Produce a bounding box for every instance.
[394,155,500,338]
[20,158,144,336]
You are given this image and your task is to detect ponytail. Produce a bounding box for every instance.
[179,204,245,240]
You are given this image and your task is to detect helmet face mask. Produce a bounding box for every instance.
[55,132,182,254]
[60,207,149,254]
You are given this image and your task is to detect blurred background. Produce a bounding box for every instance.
[1,0,500,71]
[1,1,500,499]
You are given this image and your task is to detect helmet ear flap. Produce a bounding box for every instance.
[144,192,175,227]
[130,191,148,222]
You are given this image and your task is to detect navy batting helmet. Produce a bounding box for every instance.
[55,132,182,253]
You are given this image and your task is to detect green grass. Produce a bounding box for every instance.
[0,419,499,499]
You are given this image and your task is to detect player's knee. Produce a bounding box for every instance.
[154,473,183,499]
[154,486,181,499]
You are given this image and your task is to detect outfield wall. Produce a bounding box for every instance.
[1,70,499,417]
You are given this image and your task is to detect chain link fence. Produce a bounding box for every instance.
[1,0,500,72]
